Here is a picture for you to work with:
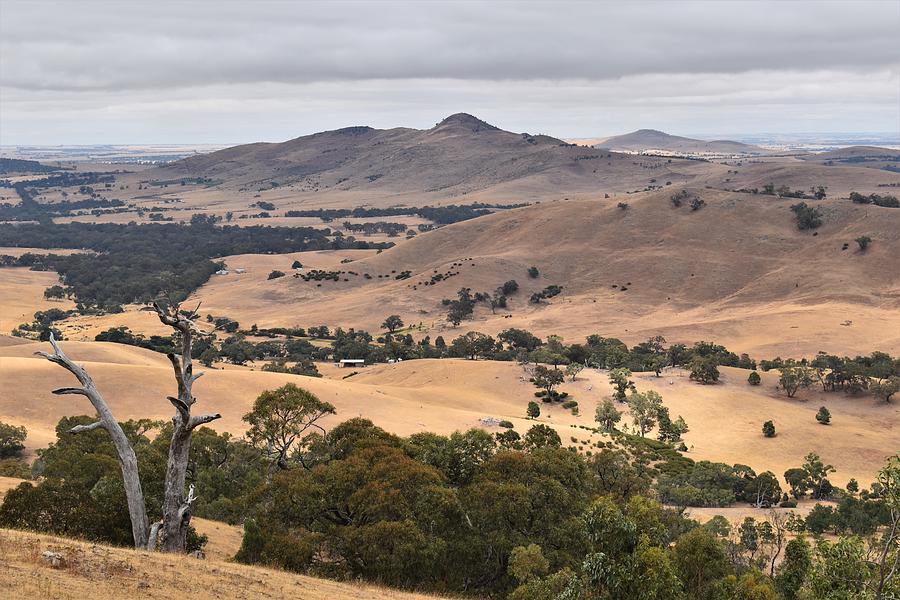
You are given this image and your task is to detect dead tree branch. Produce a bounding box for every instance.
[35,334,150,549]
[150,298,218,552]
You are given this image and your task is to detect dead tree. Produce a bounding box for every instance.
[36,298,220,553]
[148,299,221,552]
[35,335,150,549]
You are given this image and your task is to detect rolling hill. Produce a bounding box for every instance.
[594,129,768,155]
[148,113,697,203]
[799,145,900,171]
[803,145,900,161]
[176,186,900,358]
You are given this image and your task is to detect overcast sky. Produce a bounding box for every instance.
[1,0,898,145]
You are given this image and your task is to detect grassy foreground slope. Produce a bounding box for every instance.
[0,527,449,600]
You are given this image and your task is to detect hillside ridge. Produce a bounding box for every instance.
[595,128,768,154]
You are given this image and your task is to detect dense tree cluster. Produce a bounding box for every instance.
[529,284,563,303]
[850,191,900,208]
[342,220,408,236]
[0,421,27,462]
[94,326,179,355]
[0,220,391,308]
[789,202,822,230]
[0,157,59,174]
[761,351,900,402]
[0,171,120,221]
[231,417,900,598]
[284,203,528,225]
[12,307,76,341]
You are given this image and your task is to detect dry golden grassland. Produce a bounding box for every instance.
[0,527,451,600]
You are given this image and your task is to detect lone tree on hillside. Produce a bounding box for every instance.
[35,299,223,552]
[445,288,475,327]
[748,371,761,386]
[778,361,815,398]
[762,420,776,438]
[656,406,689,442]
[499,280,519,295]
[243,383,335,471]
[565,362,584,381]
[855,236,872,252]
[626,390,664,437]
[816,406,831,425]
[527,401,541,419]
[381,314,404,333]
[871,376,900,403]
[608,368,635,402]
[594,398,622,432]
[0,421,27,458]
[532,365,565,399]
[790,202,822,230]
[43,285,67,300]
[689,356,720,384]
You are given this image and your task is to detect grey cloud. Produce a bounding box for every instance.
[2,70,897,145]
[1,1,898,91]
[1,0,898,144]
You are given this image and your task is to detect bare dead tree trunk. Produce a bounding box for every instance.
[150,300,221,552]
[35,335,150,549]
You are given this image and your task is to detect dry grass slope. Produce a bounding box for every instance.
[0,528,451,600]
[183,187,900,357]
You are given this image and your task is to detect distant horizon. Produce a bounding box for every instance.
[2,126,899,150]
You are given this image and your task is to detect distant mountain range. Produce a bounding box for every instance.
[800,145,900,161]
[592,129,769,155]
[158,113,581,193]
[153,113,698,198]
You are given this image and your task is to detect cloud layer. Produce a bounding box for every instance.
[1,1,898,144]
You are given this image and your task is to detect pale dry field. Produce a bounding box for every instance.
[191,518,244,562]
[0,247,85,257]
[0,268,74,334]
[575,367,898,488]
[0,527,451,600]
[685,499,831,526]
[0,341,554,451]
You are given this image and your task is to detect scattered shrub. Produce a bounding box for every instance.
[790,202,822,230]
